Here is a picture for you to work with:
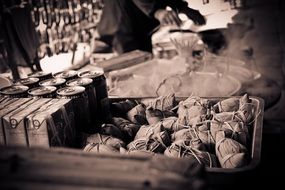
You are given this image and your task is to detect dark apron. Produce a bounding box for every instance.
[97,0,160,54]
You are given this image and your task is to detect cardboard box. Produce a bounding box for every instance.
[26,99,76,148]
[3,98,52,146]
[0,98,34,145]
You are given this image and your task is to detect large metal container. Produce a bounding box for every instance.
[56,86,91,134]
[53,70,78,82]
[39,78,66,89]
[0,85,29,98]
[28,71,53,82]
[14,77,39,89]
[78,71,110,122]
[28,86,57,98]
[66,78,98,131]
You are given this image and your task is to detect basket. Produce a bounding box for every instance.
[108,96,264,186]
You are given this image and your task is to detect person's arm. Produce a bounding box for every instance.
[154,9,182,26]
[179,6,206,25]
[166,0,206,25]
[132,0,182,26]
[132,0,205,26]
[164,0,188,12]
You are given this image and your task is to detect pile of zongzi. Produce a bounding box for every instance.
[84,93,256,169]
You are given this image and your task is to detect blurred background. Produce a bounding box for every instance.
[0,0,284,189]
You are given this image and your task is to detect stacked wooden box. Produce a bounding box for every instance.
[0,97,75,148]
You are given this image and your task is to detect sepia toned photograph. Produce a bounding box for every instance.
[0,0,284,189]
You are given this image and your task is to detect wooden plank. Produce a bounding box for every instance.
[0,179,190,190]
[0,146,200,190]
[0,146,201,177]
[0,181,132,190]
[0,158,190,190]
[97,50,153,73]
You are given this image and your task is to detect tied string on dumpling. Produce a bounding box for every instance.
[211,119,248,147]
[238,102,256,123]
[215,130,248,168]
[212,111,236,123]
[98,133,112,144]
[179,107,190,125]
[112,117,140,141]
[142,125,169,148]
[154,132,168,149]
[175,123,190,131]
[187,128,199,140]
[182,95,210,109]
[217,101,225,112]
[128,138,160,152]
[233,113,245,123]
[223,121,243,140]
[144,126,155,138]
[215,137,239,167]
[214,97,240,113]
[168,142,214,168]
[205,108,214,120]
[248,109,261,125]
[185,96,205,108]
[169,93,206,113]
[194,121,215,149]
[208,119,224,140]
[146,106,174,123]
[151,93,175,111]
[84,142,101,152]
[84,134,112,152]
[126,105,147,125]
[170,93,194,112]
[206,122,215,145]
[134,100,140,106]
[191,111,213,128]
[134,105,144,115]
[171,128,195,142]
[178,94,196,108]
[128,139,148,151]
[163,118,191,133]
[177,97,210,127]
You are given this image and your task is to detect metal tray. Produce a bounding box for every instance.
[109,96,264,186]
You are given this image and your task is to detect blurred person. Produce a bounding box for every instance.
[94,0,206,54]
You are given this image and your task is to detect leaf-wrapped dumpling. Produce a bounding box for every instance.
[215,131,248,168]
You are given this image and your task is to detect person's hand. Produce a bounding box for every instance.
[154,9,182,26]
[181,7,206,25]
